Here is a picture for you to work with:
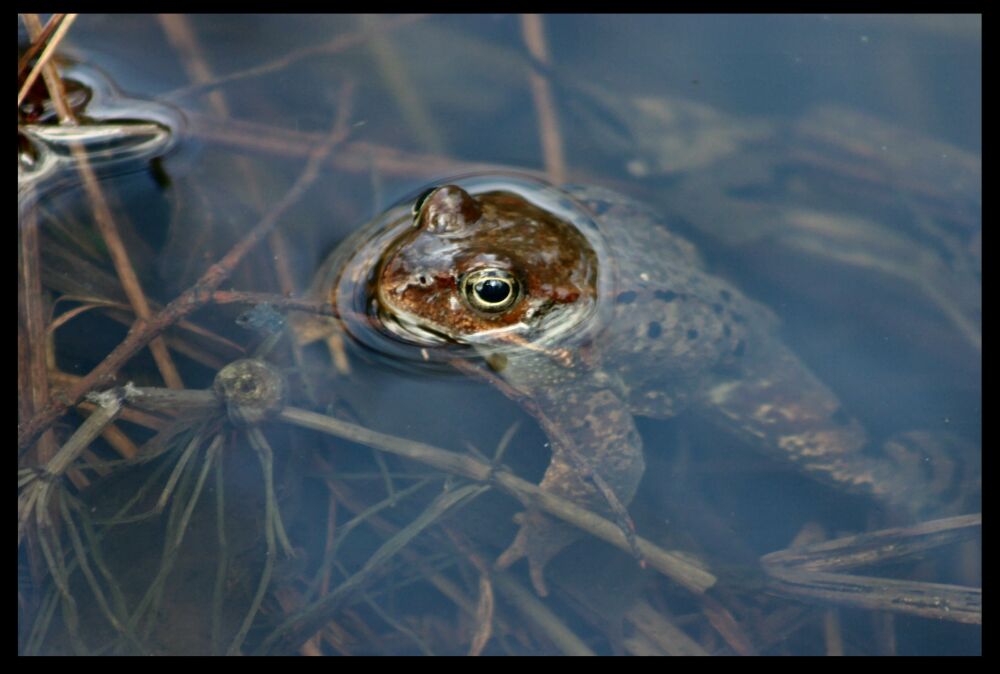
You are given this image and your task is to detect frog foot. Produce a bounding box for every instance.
[496,510,581,596]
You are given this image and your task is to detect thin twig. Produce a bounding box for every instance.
[764,566,981,624]
[521,14,566,184]
[17,13,64,83]
[211,443,228,655]
[247,428,295,557]
[322,475,519,644]
[762,514,982,573]
[165,14,425,100]
[17,13,77,108]
[255,484,488,654]
[129,433,222,637]
[56,493,129,638]
[207,290,338,316]
[362,14,445,154]
[762,514,982,624]
[624,600,710,656]
[305,478,434,604]
[18,183,60,467]
[22,13,185,390]
[492,571,593,656]
[279,406,717,595]
[158,13,286,300]
[185,111,499,177]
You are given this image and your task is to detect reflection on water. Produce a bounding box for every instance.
[18,14,980,655]
[18,59,181,211]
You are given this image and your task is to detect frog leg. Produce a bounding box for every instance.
[701,340,944,515]
[495,386,645,596]
[496,508,582,597]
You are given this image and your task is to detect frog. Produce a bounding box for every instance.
[295,173,954,596]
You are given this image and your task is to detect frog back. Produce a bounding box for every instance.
[564,185,778,419]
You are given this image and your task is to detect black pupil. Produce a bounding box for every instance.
[475,279,510,304]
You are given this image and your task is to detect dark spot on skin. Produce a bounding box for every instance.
[831,407,851,426]
[722,324,732,338]
[654,290,678,302]
[733,340,746,357]
[719,289,732,303]
[686,329,699,340]
[732,313,746,324]
[647,321,662,339]
[616,291,638,304]
[712,303,724,314]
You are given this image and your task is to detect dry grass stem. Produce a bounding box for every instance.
[17,13,64,82]
[762,514,982,572]
[18,188,60,467]
[521,14,566,184]
[17,14,77,108]
[185,110,501,178]
[760,514,981,623]
[165,14,426,100]
[279,406,717,595]
[492,571,593,656]
[624,599,709,656]
[23,13,185,390]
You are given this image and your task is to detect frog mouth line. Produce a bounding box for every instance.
[375,303,466,347]
[373,299,529,350]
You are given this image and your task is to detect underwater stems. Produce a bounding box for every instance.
[279,406,716,595]
[17,114,350,453]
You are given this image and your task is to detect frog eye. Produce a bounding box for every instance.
[411,187,437,220]
[461,269,521,313]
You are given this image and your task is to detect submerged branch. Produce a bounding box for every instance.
[762,514,982,624]
[279,406,717,595]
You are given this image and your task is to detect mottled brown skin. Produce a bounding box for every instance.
[376,185,599,342]
[313,181,942,596]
